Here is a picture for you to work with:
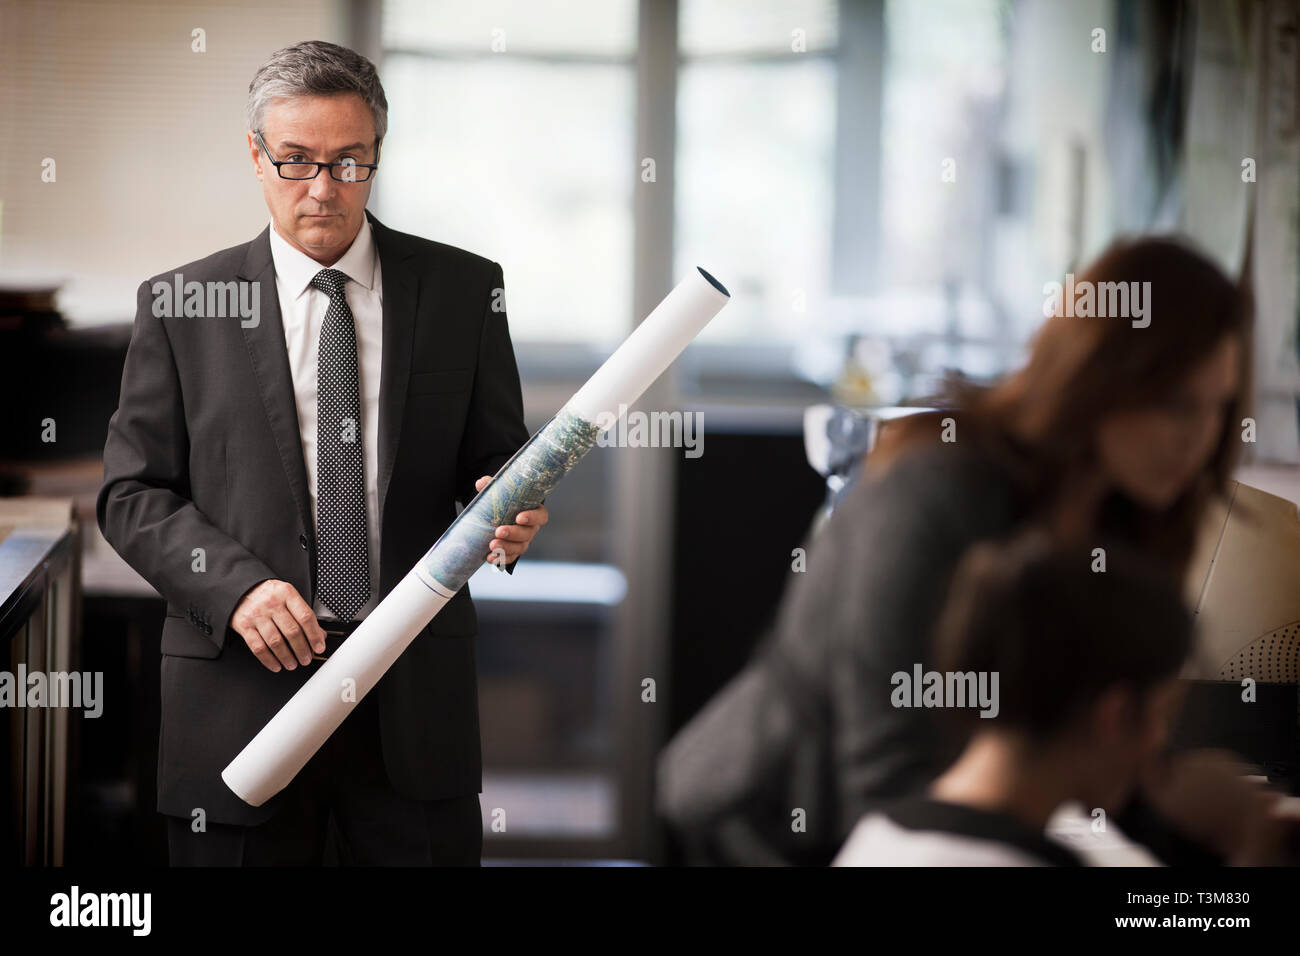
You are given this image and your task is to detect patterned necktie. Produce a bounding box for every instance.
[311,267,370,620]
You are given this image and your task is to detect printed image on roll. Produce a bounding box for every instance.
[415,407,603,598]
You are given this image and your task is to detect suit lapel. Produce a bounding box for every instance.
[367,210,419,537]
[237,228,314,577]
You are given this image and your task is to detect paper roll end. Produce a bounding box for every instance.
[221,765,269,807]
[696,267,729,297]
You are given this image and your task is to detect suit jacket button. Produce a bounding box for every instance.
[300,533,308,550]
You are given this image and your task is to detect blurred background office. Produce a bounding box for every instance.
[1,0,1298,864]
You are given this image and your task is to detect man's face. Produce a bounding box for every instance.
[248,92,378,266]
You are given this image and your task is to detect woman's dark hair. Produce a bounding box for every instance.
[868,235,1255,579]
[932,531,1193,744]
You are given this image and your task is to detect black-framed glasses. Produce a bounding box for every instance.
[254,130,379,182]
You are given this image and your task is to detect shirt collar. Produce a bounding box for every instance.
[883,796,1086,867]
[267,215,378,300]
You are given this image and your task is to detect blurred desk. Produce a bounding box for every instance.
[0,497,80,865]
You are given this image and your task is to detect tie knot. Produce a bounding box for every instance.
[311,268,348,299]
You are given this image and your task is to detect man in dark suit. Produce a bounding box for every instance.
[96,40,544,865]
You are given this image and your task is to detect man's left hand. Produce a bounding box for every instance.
[475,475,549,567]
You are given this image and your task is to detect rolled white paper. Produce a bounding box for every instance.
[568,267,731,423]
[222,267,730,806]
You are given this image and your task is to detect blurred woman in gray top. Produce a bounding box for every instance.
[657,236,1256,865]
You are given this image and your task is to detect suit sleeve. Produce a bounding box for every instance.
[96,280,280,651]
[455,261,531,573]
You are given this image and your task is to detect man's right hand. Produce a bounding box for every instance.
[230,579,326,672]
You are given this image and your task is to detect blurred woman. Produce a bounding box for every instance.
[657,236,1255,865]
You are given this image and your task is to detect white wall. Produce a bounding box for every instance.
[0,0,346,325]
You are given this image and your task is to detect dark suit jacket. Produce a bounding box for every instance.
[97,209,530,826]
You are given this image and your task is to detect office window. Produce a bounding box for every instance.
[788,0,1012,402]
[675,0,839,343]
[879,0,1008,289]
[378,0,637,345]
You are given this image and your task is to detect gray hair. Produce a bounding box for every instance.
[246,40,388,142]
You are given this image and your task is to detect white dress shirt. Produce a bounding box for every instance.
[268,217,383,621]
[832,812,1050,866]
[831,800,1161,866]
